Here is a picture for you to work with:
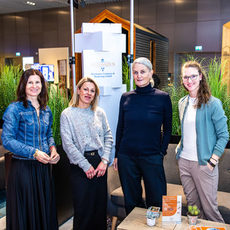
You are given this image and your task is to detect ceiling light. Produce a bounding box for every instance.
[26,1,36,6]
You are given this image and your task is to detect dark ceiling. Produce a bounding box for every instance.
[0,0,124,15]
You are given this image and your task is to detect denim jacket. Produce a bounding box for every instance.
[1,101,55,160]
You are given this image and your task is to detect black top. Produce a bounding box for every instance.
[115,83,172,157]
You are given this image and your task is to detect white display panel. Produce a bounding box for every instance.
[82,50,122,88]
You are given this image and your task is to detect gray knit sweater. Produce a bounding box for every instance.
[60,106,113,172]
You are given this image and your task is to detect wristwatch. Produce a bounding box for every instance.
[102,159,109,165]
[208,158,216,168]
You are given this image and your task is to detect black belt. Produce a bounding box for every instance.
[84,150,98,157]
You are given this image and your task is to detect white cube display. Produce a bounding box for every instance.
[75,23,127,162]
[75,31,126,52]
[82,22,122,33]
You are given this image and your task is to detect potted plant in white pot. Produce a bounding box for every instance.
[187,205,200,225]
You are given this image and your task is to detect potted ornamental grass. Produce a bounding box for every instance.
[187,205,200,225]
[0,65,22,128]
[164,56,230,144]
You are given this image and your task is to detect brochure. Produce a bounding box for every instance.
[189,227,226,230]
[162,195,182,223]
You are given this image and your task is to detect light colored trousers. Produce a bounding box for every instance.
[178,157,224,223]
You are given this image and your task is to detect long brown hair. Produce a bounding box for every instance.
[17,69,48,109]
[69,77,100,111]
[181,61,211,109]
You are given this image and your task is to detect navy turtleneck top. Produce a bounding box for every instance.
[115,83,172,157]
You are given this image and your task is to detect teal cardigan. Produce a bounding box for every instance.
[176,95,229,165]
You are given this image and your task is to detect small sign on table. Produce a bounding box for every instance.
[162,195,182,223]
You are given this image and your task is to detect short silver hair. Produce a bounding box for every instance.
[133,57,152,71]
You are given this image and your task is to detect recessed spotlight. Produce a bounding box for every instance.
[26,1,36,6]
[175,0,184,3]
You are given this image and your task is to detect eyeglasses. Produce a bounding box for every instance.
[183,75,198,81]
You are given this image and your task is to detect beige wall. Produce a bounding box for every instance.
[222,22,230,93]
[39,47,70,87]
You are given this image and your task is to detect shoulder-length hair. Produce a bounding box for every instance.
[16,69,48,109]
[69,77,100,111]
[181,61,211,109]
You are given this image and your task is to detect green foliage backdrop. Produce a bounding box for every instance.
[0,66,69,145]
[0,65,22,119]
[165,57,230,136]
[48,86,69,145]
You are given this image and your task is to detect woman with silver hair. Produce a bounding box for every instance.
[114,57,172,215]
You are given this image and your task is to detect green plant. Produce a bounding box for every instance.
[48,84,69,145]
[164,85,187,135]
[187,205,200,216]
[206,58,230,135]
[122,56,136,91]
[0,65,22,119]
[165,56,230,136]
[122,56,130,91]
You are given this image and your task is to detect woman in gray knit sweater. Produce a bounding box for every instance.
[60,77,113,230]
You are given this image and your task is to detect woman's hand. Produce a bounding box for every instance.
[49,147,60,164]
[207,154,219,171]
[95,161,107,177]
[85,166,95,179]
[113,158,118,171]
[34,150,50,164]
[207,162,214,171]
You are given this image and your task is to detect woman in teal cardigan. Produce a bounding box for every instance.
[176,61,229,223]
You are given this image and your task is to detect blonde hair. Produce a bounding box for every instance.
[69,77,100,111]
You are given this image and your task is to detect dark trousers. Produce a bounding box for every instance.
[118,154,166,215]
[70,153,107,230]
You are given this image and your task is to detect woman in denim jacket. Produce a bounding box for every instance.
[2,69,60,230]
[176,61,229,223]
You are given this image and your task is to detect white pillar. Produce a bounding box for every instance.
[130,0,134,91]
[70,0,76,93]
